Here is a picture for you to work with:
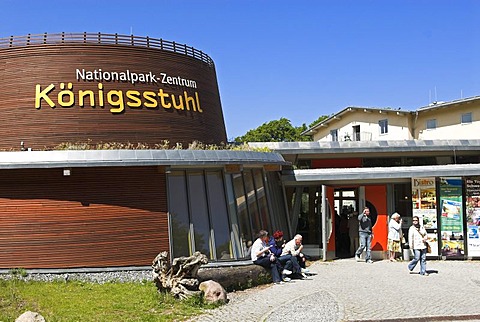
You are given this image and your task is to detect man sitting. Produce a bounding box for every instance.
[281,234,310,275]
[251,230,287,284]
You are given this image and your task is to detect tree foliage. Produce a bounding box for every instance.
[309,114,330,128]
[234,118,311,143]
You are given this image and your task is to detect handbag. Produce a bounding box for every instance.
[425,241,431,253]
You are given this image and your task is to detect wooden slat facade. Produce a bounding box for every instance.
[0,166,169,268]
[0,37,227,151]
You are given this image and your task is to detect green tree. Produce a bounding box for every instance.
[234,118,311,142]
[309,114,330,128]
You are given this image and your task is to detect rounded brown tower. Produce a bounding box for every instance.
[0,32,227,150]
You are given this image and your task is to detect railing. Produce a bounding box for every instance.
[343,131,372,141]
[0,32,214,67]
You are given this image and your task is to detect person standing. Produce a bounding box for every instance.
[348,211,359,256]
[355,207,373,263]
[251,230,285,284]
[408,216,429,276]
[387,213,402,261]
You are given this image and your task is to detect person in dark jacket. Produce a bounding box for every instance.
[269,230,302,278]
[355,207,374,263]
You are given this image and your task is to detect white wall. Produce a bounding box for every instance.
[316,121,411,142]
[419,121,480,140]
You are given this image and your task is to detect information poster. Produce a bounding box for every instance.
[412,177,438,255]
[439,177,464,258]
[466,177,480,257]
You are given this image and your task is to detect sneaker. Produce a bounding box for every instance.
[283,276,291,282]
[355,255,361,262]
[301,273,308,279]
[366,260,373,263]
[274,281,285,285]
[282,269,293,275]
[301,268,310,273]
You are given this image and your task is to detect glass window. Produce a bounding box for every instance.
[352,125,360,141]
[253,169,271,232]
[330,129,338,142]
[206,170,232,260]
[167,171,191,257]
[225,174,243,259]
[426,119,437,130]
[232,173,253,258]
[379,119,388,134]
[462,112,472,124]
[244,169,261,231]
[187,171,211,258]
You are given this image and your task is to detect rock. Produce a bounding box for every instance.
[15,311,45,322]
[199,280,228,304]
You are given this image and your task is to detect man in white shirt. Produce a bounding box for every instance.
[281,234,310,274]
[251,230,284,284]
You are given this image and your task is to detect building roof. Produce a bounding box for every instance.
[249,139,480,155]
[0,149,288,169]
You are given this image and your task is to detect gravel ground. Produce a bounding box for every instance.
[0,270,153,283]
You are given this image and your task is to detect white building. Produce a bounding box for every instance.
[303,96,480,142]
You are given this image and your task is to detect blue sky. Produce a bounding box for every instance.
[2,0,479,139]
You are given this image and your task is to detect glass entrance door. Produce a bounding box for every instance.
[334,188,358,258]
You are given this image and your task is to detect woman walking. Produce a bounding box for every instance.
[407,216,429,276]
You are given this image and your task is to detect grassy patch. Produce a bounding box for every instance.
[0,279,219,321]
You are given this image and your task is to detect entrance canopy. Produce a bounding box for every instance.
[282,164,480,185]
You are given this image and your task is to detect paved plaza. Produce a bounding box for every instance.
[192,258,480,322]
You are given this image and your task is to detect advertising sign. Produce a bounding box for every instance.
[466,177,480,257]
[412,177,438,255]
[439,177,464,258]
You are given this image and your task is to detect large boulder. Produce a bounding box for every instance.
[199,280,228,304]
[15,311,45,322]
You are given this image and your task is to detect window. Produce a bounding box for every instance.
[352,125,360,141]
[379,119,388,134]
[167,170,191,257]
[462,112,472,124]
[206,170,232,260]
[187,171,211,257]
[330,129,338,142]
[426,119,437,130]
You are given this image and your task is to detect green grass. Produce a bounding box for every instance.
[0,279,219,322]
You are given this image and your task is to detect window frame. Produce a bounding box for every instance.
[461,112,472,124]
[330,129,338,142]
[426,119,437,130]
[378,119,388,135]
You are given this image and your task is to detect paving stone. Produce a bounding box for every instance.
[190,259,480,321]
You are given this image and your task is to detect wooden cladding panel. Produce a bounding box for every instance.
[0,166,169,269]
[0,44,227,150]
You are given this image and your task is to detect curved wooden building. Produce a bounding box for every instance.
[0,33,227,150]
[0,33,288,270]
